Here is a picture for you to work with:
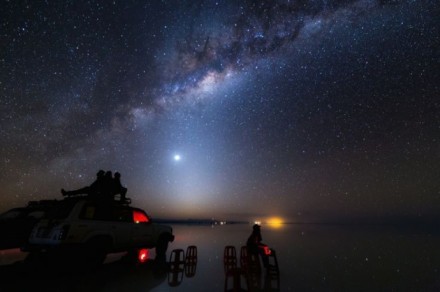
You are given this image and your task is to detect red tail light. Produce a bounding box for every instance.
[138,248,149,263]
[133,210,149,223]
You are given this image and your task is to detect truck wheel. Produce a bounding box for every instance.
[84,237,110,267]
[156,233,172,258]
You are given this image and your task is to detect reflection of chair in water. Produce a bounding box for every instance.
[168,249,185,287]
[224,267,248,292]
[263,249,280,291]
[225,245,280,291]
[185,245,198,278]
[224,246,237,272]
[239,245,261,273]
[266,248,279,275]
[241,245,261,275]
[240,246,248,271]
[240,246,262,291]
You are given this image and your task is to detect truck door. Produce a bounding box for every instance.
[109,206,134,249]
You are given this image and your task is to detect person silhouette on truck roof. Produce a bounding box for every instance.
[61,170,105,197]
[113,172,128,202]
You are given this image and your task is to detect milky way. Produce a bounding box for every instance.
[147,0,391,111]
[1,0,439,222]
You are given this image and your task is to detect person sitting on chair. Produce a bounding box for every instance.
[246,224,269,268]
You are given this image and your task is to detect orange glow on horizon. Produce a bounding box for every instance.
[266,217,284,228]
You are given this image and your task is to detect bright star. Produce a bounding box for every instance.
[174,154,181,161]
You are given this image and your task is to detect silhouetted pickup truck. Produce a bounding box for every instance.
[23,196,174,265]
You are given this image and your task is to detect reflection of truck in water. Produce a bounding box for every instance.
[23,196,174,265]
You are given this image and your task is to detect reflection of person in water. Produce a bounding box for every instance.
[246,224,269,268]
[61,170,105,197]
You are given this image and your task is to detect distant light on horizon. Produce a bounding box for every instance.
[266,217,284,229]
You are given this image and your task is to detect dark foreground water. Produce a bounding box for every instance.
[1,223,440,291]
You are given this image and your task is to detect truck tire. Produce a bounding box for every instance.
[156,233,172,258]
[84,236,111,267]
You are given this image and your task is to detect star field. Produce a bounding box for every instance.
[0,0,439,222]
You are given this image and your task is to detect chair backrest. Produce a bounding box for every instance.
[169,248,185,272]
[185,245,198,263]
[223,245,237,272]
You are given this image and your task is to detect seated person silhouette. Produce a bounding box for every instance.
[61,170,105,197]
[246,224,269,268]
[101,171,114,199]
[113,172,128,202]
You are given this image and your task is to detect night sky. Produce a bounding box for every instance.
[1,0,439,223]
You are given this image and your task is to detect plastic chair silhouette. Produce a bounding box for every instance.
[224,246,237,272]
[185,245,198,278]
[240,246,262,290]
[185,245,197,264]
[248,253,262,274]
[263,249,280,290]
[168,249,185,287]
[266,248,279,275]
[240,246,248,270]
[169,249,185,272]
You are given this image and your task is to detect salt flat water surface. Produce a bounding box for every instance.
[159,223,440,291]
[1,223,439,291]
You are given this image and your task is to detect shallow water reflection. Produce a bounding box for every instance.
[161,223,440,291]
[1,223,439,291]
